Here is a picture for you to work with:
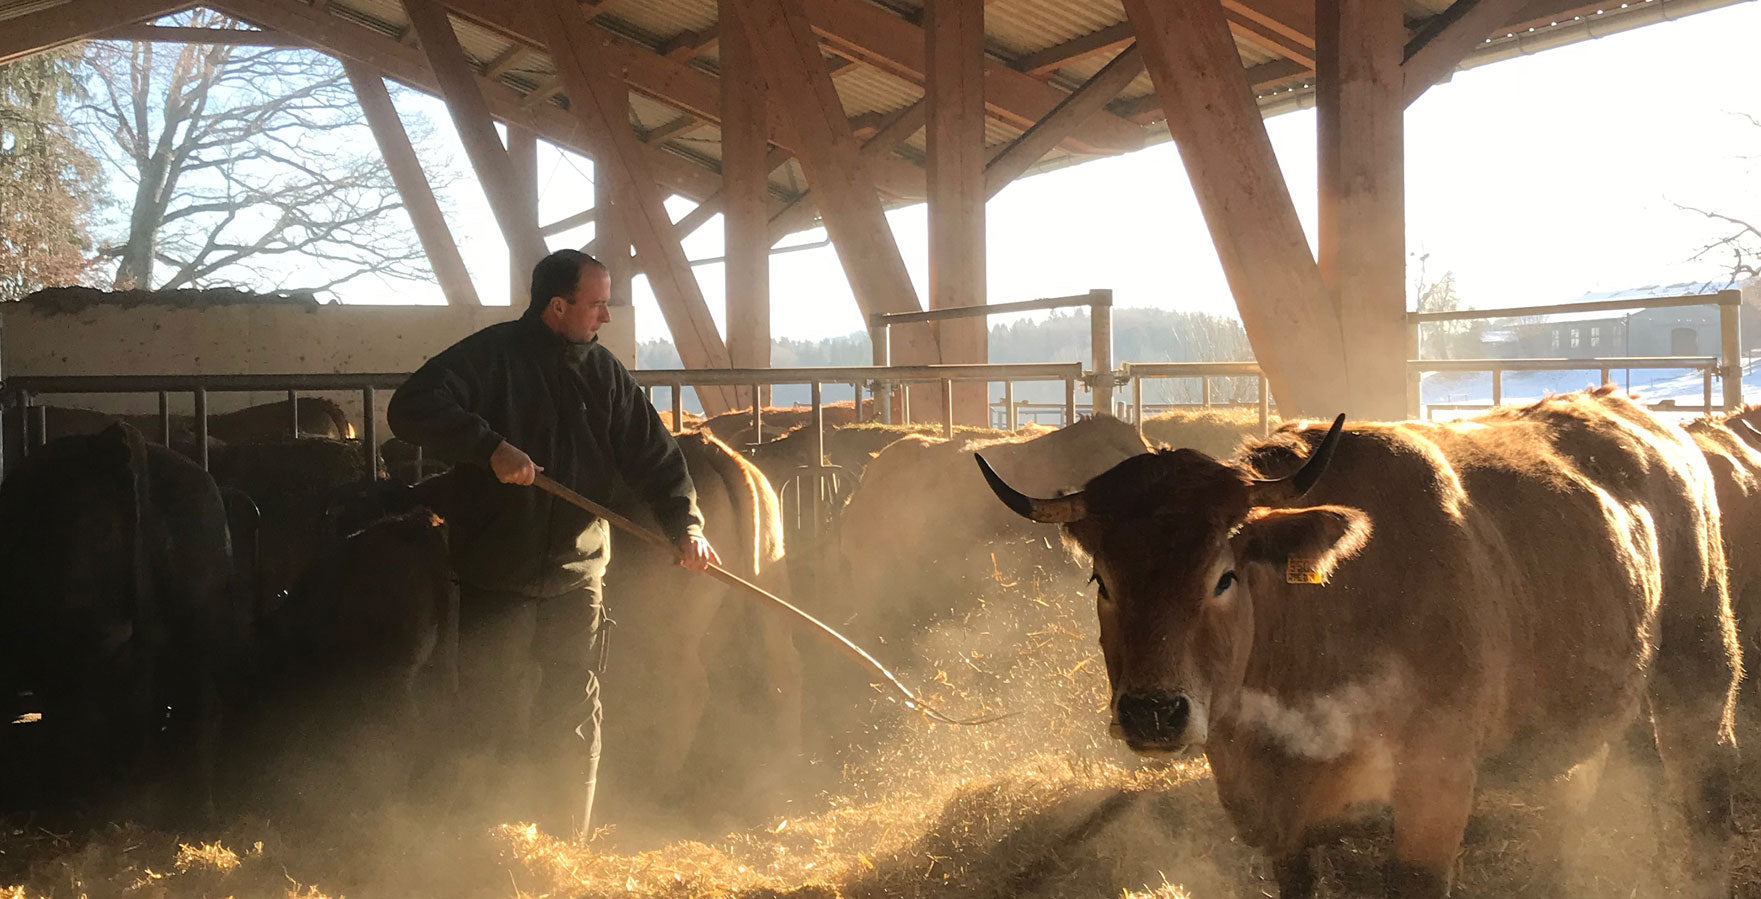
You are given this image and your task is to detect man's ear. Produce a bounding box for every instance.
[1234,505,1372,585]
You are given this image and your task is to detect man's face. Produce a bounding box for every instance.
[549,266,613,343]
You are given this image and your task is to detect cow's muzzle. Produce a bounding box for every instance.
[1116,690,1194,751]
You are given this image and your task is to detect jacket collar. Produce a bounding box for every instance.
[518,310,599,363]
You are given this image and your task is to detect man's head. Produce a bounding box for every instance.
[530,249,612,343]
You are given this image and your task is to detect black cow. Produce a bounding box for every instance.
[0,423,244,819]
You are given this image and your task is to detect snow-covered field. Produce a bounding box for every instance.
[1419,359,1760,422]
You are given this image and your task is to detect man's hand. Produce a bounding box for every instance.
[676,534,721,572]
[490,440,543,485]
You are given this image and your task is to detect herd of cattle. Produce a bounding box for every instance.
[4,387,1761,896]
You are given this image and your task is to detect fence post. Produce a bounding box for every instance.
[671,385,683,434]
[1064,378,1076,425]
[1257,376,1271,436]
[287,389,299,437]
[1089,289,1114,417]
[1720,291,1743,410]
[1704,367,1716,415]
[194,388,209,471]
[361,386,378,477]
[1491,368,1502,407]
[811,380,825,533]
[1133,374,1144,437]
[870,315,892,424]
[942,379,954,439]
[1004,381,1016,430]
[159,391,171,446]
[1406,314,1421,419]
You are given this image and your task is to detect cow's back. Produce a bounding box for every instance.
[1234,392,1726,776]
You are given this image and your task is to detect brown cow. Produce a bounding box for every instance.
[1685,406,1761,670]
[698,399,872,448]
[980,388,1739,898]
[598,431,803,825]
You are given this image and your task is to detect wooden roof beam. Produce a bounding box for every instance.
[1222,0,1318,48]
[1123,0,1348,415]
[658,24,719,62]
[480,44,526,80]
[540,206,598,236]
[986,44,1144,199]
[801,0,1143,156]
[213,0,723,201]
[1,0,195,65]
[539,0,739,413]
[1011,22,1134,78]
[345,62,481,306]
[729,0,940,366]
[1401,0,1533,106]
[405,0,548,267]
[439,0,926,200]
[1113,57,1310,124]
[767,99,924,240]
[642,114,702,144]
[1226,10,1316,68]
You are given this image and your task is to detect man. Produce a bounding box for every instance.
[388,249,719,835]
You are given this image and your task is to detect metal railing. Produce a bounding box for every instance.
[632,361,1088,440]
[1407,289,1744,417]
[1120,361,1272,437]
[869,289,1114,424]
[1415,355,1723,418]
[1,372,405,476]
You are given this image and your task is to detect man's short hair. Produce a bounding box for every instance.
[528,249,607,314]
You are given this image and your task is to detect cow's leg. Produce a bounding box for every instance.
[756,571,804,764]
[1273,845,1317,898]
[1649,662,1737,898]
[1388,737,1475,898]
[453,588,541,817]
[614,575,723,790]
[1525,743,1610,899]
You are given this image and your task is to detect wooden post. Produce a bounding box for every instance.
[726,0,942,373]
[344,62,481,307]
[925,0,986,425]
[1123,0,1348,417]
[722,0,770,412]
[1317,0,1407,420]
[404,0,549,271]
[1089,289,1114,417]
[536,0,738,414]
[593,98,634,311]
[1721,290,1744,410]
[507,125,540,304]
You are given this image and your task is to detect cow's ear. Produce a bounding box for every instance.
[1234,505,1372,586]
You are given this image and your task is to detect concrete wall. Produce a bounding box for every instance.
[0,302,637,430]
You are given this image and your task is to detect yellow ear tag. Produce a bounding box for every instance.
[1286,556,1326,585]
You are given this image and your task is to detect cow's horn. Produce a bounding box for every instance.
[975,454,1088,523]
[1248,413,1345,505]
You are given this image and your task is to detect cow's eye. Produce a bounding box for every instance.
[1213,571,1237,596]
[1089,571,1109,599]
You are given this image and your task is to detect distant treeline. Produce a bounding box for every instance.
[637,308,1255,414]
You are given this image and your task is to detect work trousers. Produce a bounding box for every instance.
[455,576,605,836]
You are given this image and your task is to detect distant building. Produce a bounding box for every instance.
[1465,282,1752,360]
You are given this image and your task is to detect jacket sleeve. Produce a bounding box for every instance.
[388,340,506,466]
[606,358,703,542]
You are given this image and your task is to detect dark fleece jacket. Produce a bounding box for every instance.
[388,312,702,597]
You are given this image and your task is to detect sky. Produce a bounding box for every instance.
[352,0,1761,345]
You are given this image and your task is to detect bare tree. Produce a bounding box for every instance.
[1678,112,1761,288]
[78,11,445,293]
